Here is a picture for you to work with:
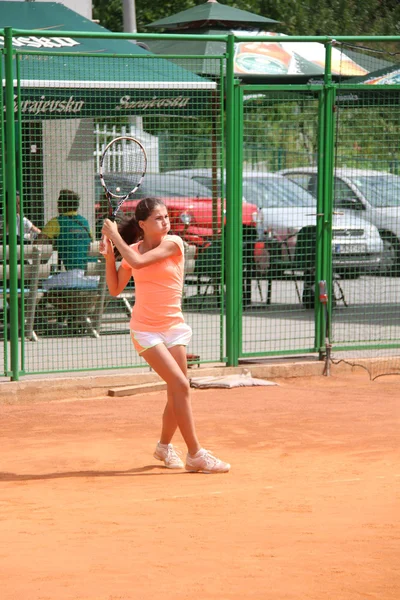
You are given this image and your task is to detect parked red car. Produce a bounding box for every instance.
[95,173,259,247]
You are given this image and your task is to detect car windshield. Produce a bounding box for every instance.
[142,175,211,198]
[243,177,315,208]
[96,175,211,199]
[348,175,400,208]
[192,174,316,207]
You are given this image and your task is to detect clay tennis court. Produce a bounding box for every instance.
[1,370,399,600]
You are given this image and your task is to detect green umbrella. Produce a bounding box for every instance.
[147,0,279,30]
[146,0,279,78]
[146,27,235,77]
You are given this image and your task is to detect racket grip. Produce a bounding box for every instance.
[99,234,108,256]
[99,209,114,255]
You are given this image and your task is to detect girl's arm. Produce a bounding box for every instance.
[102,219,180,270]
[102,237,132,296]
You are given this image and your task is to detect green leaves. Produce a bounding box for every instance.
[92,0,400,37]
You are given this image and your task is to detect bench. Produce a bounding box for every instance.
[0,244,54,341]
[33,241,107,338]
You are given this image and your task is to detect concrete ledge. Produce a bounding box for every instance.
[0,357,366,404]
[109,381,167,397]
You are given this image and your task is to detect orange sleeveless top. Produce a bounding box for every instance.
[121,235,185,332]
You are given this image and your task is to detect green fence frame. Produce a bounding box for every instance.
[2,29,400,379]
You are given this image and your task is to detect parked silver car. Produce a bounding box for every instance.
[169,169,386,278]
[279,167,400,273]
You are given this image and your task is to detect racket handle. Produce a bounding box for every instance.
[99,234,108,256]
[99,209,114,255]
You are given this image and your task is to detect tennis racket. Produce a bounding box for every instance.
[99,136,147,253]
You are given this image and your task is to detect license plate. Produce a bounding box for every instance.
[334,244,367,254]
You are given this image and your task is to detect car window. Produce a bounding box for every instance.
[243,177,315,208]
[146,176,212,198]
[333,178,360,208]
[96,174,211,200]
[307,175,318,197]
[284,174,313,193]
[192,176,222,194]
[348,175,400,208]
[192,176,254,204]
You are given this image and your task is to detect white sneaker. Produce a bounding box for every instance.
[154,442,184,469]
[185,448,230,474]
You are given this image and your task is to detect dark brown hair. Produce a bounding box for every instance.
[117,197,166,248]
[58,189,80,212]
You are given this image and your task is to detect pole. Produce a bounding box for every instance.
[225,34,239,366]
[123,0,137,33]
[320,41,335,373]
[4,27,19,380]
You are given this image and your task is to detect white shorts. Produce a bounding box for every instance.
[130,323,192,355]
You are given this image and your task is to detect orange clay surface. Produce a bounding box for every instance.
[1,370,399,600]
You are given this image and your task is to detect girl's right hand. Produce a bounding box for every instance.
[102,219,120,243]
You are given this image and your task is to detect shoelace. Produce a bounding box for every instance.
[201,449,220,466]
[166,446,183,461]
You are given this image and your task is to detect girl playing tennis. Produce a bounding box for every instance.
[101,198,230,474]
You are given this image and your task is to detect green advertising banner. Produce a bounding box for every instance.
[8,87,214,119]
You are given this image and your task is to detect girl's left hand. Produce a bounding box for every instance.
[101,219,119,242]
[99,235,114,258]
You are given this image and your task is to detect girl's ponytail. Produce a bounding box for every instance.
[114,215,142,258]
[114,198,165,257]
[118,215,142,245]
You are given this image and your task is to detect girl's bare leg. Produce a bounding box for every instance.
[159,344,187,445]
[141,344,201,456]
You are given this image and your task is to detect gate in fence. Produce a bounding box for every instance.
[234,38,400,379]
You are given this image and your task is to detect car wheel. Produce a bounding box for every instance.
[381,234,400,276]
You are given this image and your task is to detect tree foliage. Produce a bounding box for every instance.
[91,1,400,170]
[93,0,400,36]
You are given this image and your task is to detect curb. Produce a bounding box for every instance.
[0,358,363,404]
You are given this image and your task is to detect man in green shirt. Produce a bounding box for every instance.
[35,190,98,336]
[38,189,92,272]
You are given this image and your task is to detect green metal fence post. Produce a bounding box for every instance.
[0,47,8,376]
[235,84,243,357]
[318,42,335,358]
[225,33,239,366]
[315,90,325,352]
[4,27,19,381]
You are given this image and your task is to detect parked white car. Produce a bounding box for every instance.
[169,169,386,278]
[279,167,400,273]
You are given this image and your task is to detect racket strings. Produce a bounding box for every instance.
[100,138,147,199]
[124,149,147,179]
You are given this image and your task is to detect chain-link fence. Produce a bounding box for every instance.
[2,30,400,380]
